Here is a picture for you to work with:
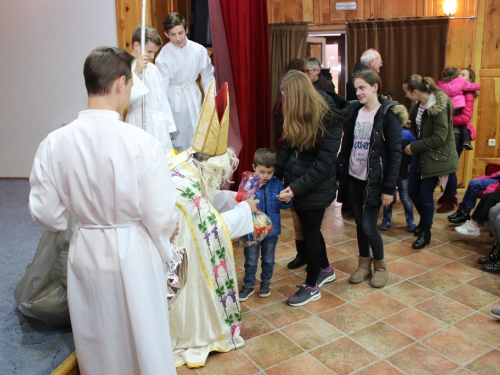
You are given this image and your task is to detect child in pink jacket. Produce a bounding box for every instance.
[438,67,481,150]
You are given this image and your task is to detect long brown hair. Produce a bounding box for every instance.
[403,75,440,94]
[461,68,480,99]
[279,70,330,151]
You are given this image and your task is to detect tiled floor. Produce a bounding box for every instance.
[177,194,500,375]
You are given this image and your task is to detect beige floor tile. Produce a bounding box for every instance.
[387,343,459,375]
[241,332,303,369]
[281,316,343,350]
[350,321,415,357]
[310,337,379,375]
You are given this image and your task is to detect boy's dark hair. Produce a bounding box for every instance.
[163,12,187,33]
[83,46,134,96]
[132,25,162,46]
[253,148,277,168]
[442,67,459,82]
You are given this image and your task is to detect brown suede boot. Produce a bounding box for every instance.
[370,259,388,288]
[349,256,373,284]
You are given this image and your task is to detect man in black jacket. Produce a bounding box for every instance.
[345,49,383,100]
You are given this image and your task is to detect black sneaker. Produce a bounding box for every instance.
[259,282,271,297]
[491,309,500,320]
[287,283,321,306]
[317,266,336,287]
[238,285,254,301]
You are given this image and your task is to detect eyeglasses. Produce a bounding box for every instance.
[373,59,383,64]
[304,68,316,73]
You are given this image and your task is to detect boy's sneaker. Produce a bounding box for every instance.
[379,217,391,231]
[238,285,254,301]
[455,220,480,236]
[463,140,474,151]
[259,282,271,297]
[287,283,321,307]
[406,218,416,232]
[317,266,336,287]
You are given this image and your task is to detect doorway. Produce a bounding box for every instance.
[306,32,347,98]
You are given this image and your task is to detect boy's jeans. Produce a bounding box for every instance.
[243,235,278,287]
[383,177,414,218]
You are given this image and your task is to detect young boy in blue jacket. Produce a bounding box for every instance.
[239,148,292,300]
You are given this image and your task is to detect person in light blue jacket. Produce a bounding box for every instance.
[239,148,292,301]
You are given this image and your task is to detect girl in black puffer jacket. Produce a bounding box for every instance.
[337,69,404,288]
[275,70,343,307]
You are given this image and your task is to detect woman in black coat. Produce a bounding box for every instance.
[337,69,404,288]
[275,70,343,307]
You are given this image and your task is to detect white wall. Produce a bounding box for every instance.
[0,0,118,177]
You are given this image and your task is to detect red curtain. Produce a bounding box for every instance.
[208,0,242,166]
[209,0,271,186]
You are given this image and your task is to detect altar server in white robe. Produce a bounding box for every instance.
[29,46,177,375]
[167,81,256,368]
[127,25,178,154]
[156,12,215,151]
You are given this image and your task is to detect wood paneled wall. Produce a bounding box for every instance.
[267,0,499,185]
[114,0,499,185]
[115,0,190,52]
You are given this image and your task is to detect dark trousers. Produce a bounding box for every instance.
[296,208,329,286]
[349,176,384,260]
[471,192,500,225]
[444,138,464,196]
[408,154,439,230]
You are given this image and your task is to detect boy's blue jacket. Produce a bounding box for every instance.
[254,176,292,237]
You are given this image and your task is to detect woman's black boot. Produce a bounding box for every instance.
[449,207,471,224]
[448,203,464,221]
[414,223,422,237]
[413,229,431,249]
[287,240,307,269]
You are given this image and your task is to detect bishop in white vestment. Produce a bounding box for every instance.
[167,82,254,368]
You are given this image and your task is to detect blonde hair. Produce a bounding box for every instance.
[279,70,331,151]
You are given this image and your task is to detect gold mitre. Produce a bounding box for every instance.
[191,81,229,156]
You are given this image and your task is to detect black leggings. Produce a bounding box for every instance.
[349,176,384,260]
[471,192,500,225]
[296,208,330,286]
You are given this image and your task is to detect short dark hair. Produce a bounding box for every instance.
[132,25,162,46]
[83,46,134,96]
[163,12,187,33]
[253,148,277,168]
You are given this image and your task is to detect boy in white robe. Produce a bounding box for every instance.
[156,12,215,151]
[127,25,178,154]
[29,46,177,375]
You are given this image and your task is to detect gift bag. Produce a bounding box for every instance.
[165,245,188,309]
[14,218,75,326]
[234,172,273,247]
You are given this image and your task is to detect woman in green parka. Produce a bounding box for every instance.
[403,75,459,249]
